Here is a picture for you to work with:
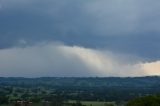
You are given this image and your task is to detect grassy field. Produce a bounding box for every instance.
[69,100,115,106]
[0,103,42,106]
[0,101,116,106]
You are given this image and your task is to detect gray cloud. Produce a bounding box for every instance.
[0,0,160,68]
[0,42,159,77]
[1,0,160,36]
[0,43,92,77]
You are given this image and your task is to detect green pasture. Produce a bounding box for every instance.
[69,100,115,106]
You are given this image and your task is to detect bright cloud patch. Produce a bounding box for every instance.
[0,43,159,77]
[140,61,160,76]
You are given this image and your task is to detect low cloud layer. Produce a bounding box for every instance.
[0,43,159,77]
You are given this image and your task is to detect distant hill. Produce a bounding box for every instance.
[1,76,160,101]
[0,76,160,88]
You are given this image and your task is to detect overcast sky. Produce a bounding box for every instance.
[0,0,160,77]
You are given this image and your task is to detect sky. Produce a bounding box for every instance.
[0,0,160,77]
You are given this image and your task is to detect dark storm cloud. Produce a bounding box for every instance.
[0,0,160,59]
[0,0,91,41]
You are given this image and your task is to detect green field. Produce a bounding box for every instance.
[69,100,115,106]
[0,101,116,106]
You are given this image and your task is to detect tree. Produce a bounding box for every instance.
[72,101,84,106]
[30,96,41,103]
[125,95,160,106]
[104,103,114,106]
[50,95,64,106]
[0,96,9,104]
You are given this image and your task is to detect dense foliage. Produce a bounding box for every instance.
[125,95,160,106]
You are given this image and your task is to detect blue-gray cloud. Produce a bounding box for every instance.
[0,0,160,60]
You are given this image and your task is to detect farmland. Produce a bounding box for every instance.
[0,77,160,106]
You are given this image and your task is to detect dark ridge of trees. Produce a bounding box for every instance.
[125,95,160,106]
